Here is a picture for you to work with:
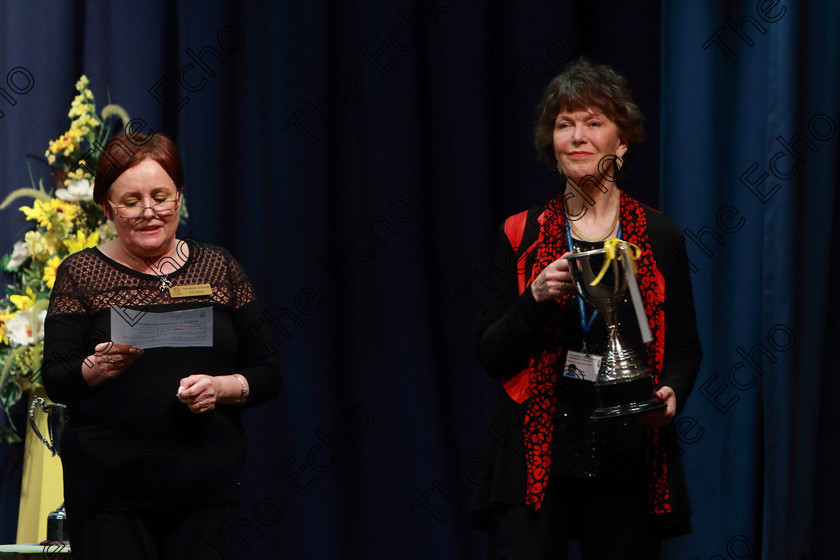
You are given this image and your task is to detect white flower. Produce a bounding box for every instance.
[38,309,46,340]
[6,309,46,346]
[98,220,116,241]
[6,240,29,270]
[56,178,93,202]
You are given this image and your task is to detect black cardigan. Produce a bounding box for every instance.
[471,201,702,537]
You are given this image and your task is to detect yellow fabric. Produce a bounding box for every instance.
[16,388,64,544]
[590,237,641,286]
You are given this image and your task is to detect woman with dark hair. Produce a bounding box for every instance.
[42,133,281,559]
[472,58,702,559]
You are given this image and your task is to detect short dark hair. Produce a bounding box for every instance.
[534,57,644,170]
[93,133,184,205]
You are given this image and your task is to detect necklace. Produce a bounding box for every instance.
[122,247,176,293]
[567,203,620,242]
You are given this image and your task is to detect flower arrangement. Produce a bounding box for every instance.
[0,76,127,442]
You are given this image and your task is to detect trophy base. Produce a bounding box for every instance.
[591,376,666,420]
[591,397,666,419]
[44,504,69,543]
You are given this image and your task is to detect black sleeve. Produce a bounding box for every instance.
[647,210,703,413]
[42,259,98,405]
[233,300,282,407]
[476,223,555,380]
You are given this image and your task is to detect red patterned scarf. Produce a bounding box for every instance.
[517,190,670,513]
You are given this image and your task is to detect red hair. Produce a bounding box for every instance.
[93,133,184,206]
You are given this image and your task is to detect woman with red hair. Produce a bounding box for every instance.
[43,133,281,559]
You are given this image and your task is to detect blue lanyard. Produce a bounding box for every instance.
[566,222,622,342]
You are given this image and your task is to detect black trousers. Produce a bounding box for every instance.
[488,478,662,560]
[66,501,239,560]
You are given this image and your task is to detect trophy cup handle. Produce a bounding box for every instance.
[28,396,57,456]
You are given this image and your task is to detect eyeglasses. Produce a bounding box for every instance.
[108,197,179,219]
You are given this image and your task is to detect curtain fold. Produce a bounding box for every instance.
[661,2,838,559]
[1,0,835,557]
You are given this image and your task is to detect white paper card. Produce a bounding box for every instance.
[110,306,213,349]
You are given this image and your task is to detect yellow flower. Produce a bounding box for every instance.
[19,199,79,231]
[75,75,90,91]
[65,230,99,255]
[9,287,37,311]
[23,230,63,263]
[0,307,16,345]
[45,230,65,255]
[23,231,49,263]
[65,164,93,183]
[43,255,65,289]
[67,127,85,141]
[47,132,79,157]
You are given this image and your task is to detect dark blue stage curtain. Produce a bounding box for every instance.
[660,2,839,560]
[0,1,836,558]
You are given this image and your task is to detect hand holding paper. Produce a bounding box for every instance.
[82,341,144,387]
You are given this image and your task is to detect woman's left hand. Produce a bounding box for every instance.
[638,385,676,427]
[177,374,220,414]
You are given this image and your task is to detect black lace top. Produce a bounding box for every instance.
[47,240,257,314]
[43,241,281,510]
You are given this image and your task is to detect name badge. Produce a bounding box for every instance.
[169,284,213,298]
[563,350,602,382]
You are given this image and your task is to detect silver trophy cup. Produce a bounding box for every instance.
[565,243,666,419]
[28,396,69,543]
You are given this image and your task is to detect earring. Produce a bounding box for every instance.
[556,161,563,174]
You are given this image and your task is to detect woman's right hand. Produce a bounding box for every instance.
[82,342,144,386]
[530,251,576,302]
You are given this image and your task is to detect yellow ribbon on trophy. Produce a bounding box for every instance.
[589,237,642,286]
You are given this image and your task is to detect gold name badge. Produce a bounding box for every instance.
[169,284,213,298]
